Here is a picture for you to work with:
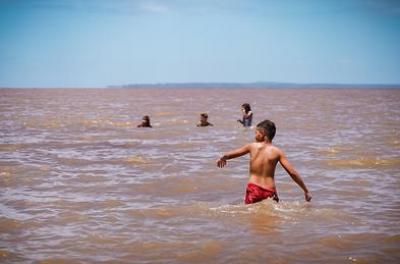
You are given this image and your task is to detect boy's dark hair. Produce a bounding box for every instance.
[241,103,251,113]
[200,113,208,118]
[257,119,276,141]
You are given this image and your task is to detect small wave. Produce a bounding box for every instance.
[57,157,98,166]
[0,217,23,232]
[209,199,293,216]
[316,146,352,155]
[0,171,13,186]
[124,155,150,165]
[127,203,212,220]
[56,212,90,225]
[79,119,133,129]
[0,144,22,152]
[209,200,353,226]
[154,111,174,116]
[107,139,140,146]
[0,249,22,263]
[326,158,400,168]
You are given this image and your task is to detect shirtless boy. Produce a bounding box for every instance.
[217,119,312,204]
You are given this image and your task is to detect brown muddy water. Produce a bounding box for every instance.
[0,88,399,263]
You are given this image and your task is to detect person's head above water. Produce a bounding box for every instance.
[256,119,276,142]
[197,112,213,127]
[241,103,251,113]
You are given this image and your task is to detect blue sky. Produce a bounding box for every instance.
[0,0,399,87]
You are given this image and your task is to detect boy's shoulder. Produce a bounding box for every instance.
[270,144,285,157]
[268,143,282,151]
[250,142,283,153]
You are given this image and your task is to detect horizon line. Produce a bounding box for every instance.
[1,81,400,89]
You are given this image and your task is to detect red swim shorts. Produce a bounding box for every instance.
[245,183,279,204]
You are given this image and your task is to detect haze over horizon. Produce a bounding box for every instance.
[1,0,400,88]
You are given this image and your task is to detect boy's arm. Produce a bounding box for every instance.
[217,144,251,168]
[278,149,312,202]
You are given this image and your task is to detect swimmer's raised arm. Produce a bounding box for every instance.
[278,149,312,202]
[217,144,251,168]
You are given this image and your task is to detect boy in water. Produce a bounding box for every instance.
[237,103,253,127]
[137,115,152,128]
[217,119,312,204]
[197,113,213,127]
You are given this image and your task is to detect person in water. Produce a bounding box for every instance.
[137,115,152,128]
[197,113,213,127]
[217,119,312,204]
[237,103,253,127]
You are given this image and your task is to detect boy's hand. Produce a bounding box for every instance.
[216,157,227,168]
[305,191,312,202]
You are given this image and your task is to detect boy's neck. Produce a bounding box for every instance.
[255,139,272,144]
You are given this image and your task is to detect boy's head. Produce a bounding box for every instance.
[142,116,150,124]
[256,119,276,142]
[200,113,208,121]
[241,103,251,113]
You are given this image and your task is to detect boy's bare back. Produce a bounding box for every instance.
[248,142,280,190]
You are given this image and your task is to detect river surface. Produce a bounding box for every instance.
[0,88,399,263]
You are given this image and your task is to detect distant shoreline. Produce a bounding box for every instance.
[109,82,400,89]
[1,82,400,89]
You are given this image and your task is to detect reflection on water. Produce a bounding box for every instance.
[1,88,400,263]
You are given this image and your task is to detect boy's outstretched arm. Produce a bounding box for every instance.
[217,144,250,168]
[278,150,312,202]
